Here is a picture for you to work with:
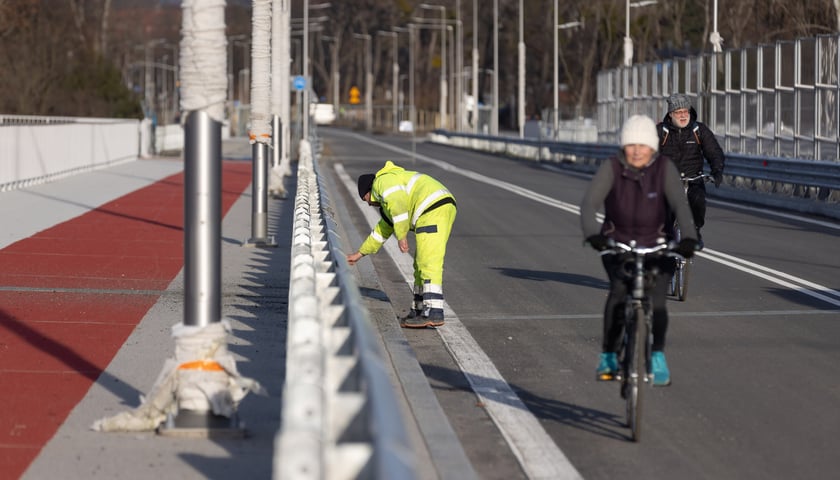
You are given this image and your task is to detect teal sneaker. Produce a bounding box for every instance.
[651,351,671,386]
[596,352,619,381]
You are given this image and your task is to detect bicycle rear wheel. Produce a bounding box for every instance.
[668,221,681,297]
[624,304,647,442]
[667,269,677,296]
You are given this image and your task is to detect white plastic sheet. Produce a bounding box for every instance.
[179,0,227,123]
[92,321,264,432]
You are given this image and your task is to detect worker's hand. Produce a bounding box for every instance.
[346,252,364,266]
[398,238,410,253]
[712,170,723,188]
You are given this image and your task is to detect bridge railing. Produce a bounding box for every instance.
[275,138,415,480]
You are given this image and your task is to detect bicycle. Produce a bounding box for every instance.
[600,240,681,442]
[668,173,711,301]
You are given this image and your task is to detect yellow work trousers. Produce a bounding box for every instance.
[412,204,456,298]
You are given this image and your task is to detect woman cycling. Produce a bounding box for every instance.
[580,115,698,386]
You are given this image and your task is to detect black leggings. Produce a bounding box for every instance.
[686,181,707,229]
[601,254,675,353]
[666,181,706,233]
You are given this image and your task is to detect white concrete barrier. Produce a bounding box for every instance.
[0,115,141,191]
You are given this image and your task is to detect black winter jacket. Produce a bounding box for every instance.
[658,107,725,177]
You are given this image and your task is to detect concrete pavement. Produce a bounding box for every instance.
[2,138,287,479]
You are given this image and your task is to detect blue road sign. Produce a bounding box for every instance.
[293,75,306,91]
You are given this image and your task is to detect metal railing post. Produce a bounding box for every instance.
[183,110,222,328]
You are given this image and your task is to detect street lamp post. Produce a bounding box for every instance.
[230,38,250,107]
[553,1,558,135]
[624,0,657,68]
[301,2,331,140]
[353,33,372,131]
[228,34,247,110]
[472,0,479,134]
[710,0,723,52]
[303,0,309,138]
[455,0,462,131]
[378,31,399,133]
[420,3,446,129]
[322,35,341,116]
[518,0,524,138]
[492,0,498,135]
[553,1,583,136]
[144,39,166,119]
[159,43,179,124]
[409,25,416,143]
[393,26,413,129]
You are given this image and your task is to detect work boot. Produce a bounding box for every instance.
[651,351,671,386]
[596,352,619,381]
[400,308,444,328]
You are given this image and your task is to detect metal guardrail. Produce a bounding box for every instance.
[726,154,840,192]
[0,114,134,126]
[428,129,840,218]
[276,139,415,480]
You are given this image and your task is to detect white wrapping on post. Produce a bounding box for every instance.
[250,0,272,143]
[91,320,264,432]
[179,0,227,123]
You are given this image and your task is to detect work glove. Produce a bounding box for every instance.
[674,238,699,259]
[712,171,723,188]
[586,234,611,252]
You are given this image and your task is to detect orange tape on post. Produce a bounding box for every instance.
[178,360,225,371]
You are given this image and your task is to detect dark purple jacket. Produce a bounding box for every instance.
[580,152,697,247]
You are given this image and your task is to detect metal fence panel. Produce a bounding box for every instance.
[598,34,840,162]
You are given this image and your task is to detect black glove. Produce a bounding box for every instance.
[586,234,611,251]
[712,171,723,188]
[674,238,699,258]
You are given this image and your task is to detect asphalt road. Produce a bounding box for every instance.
[317,127,840,480]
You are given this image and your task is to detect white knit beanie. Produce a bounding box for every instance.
[620,115,659,152]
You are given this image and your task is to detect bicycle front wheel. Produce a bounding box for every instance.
[676,258,691,301]
[625,304,647,442]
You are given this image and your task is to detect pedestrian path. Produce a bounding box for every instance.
[0,138,293,479]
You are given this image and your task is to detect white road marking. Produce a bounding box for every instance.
[457,309,840,322]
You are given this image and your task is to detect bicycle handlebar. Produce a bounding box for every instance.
[598,239,683,259]
[681,173,712,184]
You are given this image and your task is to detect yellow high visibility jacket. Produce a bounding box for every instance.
[359,161,455,255]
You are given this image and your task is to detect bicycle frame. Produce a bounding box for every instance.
[601,240,677,442]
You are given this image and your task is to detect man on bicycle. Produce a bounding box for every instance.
[658,93,725,249]
[581,115,699,386]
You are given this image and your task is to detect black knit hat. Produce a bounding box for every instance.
[357,174,375,199]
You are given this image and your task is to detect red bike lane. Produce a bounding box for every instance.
[0,161,252,478]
